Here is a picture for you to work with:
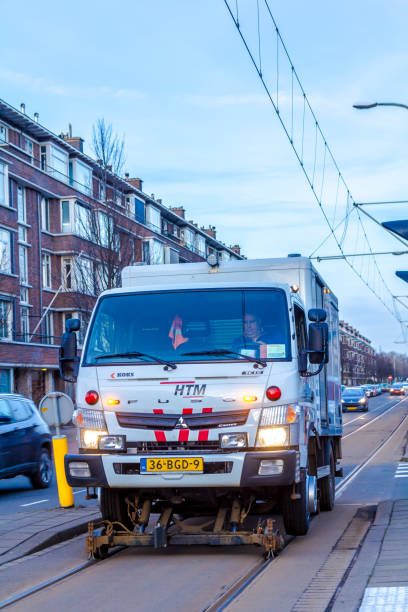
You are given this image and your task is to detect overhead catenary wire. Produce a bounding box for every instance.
[223,0,407,340]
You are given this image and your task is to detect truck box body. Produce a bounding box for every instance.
[63,257,342,535]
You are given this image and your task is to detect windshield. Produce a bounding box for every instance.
[83,289,291,365]
[342,388,363,397]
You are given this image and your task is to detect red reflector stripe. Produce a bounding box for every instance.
[153,408,166,442]
[178,429,189,442]
[198,407,212,441]
[182,408,193,415]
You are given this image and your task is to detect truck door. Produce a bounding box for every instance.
[315,279,328,426]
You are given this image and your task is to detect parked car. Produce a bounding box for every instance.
[341,387,369,412]
[0,394,52,488]
[390,384,404,396]
[380,383,390,393]
[361,385,375,397]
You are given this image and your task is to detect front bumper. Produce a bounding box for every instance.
[64,450,299,489]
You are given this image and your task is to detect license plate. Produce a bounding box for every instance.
[140,457,203,473]
[347,406,357,410]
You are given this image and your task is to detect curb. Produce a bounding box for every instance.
[0,511,100,567]
[331,500,394,611]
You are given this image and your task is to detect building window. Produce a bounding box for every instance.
[62,257,73,290]
[18,225,27,242]
[17,185,26,223]
[41,197,50,231]
[74,204,91,239]
[146,204,161,231]
[61,200,72,232]
[71,159,92,196]
[49,144,69,179]
[76,257,94,295]
[0,123,7,143]
[0,299,12,340]
[144,239,164,265]
[135,198,145,224]
[195,234,206,257]
[0,368,11,393]
[0,229,11,274]
[23,137,34,163]
[42,253,52,289]
[96,211,115,248]
[20,306,30,341]
[20,286,29,304]
[184,228,195,249]
[19,245,28,284]
[0,163,9,207]
[43,311,54,344]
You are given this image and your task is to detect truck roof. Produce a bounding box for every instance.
[118,257,337,309]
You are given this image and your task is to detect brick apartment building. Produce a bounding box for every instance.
[339,320,376,386]
[0,98,243,404]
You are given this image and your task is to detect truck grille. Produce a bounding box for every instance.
[116,409,249,430]
[127,441,221,452]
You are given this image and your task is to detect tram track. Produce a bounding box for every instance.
[1,397,407,611]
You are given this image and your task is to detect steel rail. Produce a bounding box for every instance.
[342,396,406,440]
[2,398,407,611]
[342,396,398,427]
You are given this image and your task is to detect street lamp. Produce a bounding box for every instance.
[353,101,408,111]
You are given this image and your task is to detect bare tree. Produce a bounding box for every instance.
[63,119,135,328]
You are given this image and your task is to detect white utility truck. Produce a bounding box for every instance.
[61,256,342,553]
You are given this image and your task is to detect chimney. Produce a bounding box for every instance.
[60,130,84,152]
[231,244,241,255]
[125,177,143,191]
[202,225,216,239]
[170,206,185,219]
[34,112,39,123]
[156,198,162,204]
[20,103,25,114]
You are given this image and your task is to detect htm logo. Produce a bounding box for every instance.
[174,384,207,397]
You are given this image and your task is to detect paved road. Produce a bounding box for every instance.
[0,425,97,513]
[2,392,407,612]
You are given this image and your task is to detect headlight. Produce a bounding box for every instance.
[359,398,367,404]
[99,435,126,451]
[260,405,299,426]
[256,426,288,447]
[341,399,345,403]
[219,433,247,449]
[81,428,107,449]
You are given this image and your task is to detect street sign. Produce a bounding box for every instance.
[396,271,408,283]
[382,220,408,240]
[39,392,74,432]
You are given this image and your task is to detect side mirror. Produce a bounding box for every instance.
[66,318,80,333]
[308,308,327,322]
[308,322,329,364]
[59,327,80,382]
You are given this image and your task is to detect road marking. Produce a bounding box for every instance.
[73,489,86,495]
[395,464,408,478]
[343,399,395,426]
[20,499,48,507]
[343,398,406,440]
[336,411,408,498]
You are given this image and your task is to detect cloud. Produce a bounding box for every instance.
[0,70,145,101]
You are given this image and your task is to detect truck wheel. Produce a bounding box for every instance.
[319,443,335,511]
[282,472,311,536]
[99,489,132,529]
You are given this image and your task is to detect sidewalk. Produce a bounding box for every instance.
[0,506,100,566]
[332,441,408,612]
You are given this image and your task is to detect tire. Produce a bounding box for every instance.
[282,472,310,536]
[30,448,52,489]
[319,443,335,511]
[99,488,133,528]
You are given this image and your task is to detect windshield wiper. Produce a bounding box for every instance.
[182,349,267,368]
[95,351,177,370]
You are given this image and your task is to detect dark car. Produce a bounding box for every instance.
[0,394,52,488]
[390,384,404,396]
[341,387,368,412]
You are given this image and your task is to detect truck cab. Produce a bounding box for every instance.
[61,257,342,536]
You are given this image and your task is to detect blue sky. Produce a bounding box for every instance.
[2,0,408,351]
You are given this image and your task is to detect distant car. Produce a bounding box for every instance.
[0,394,52,488]
[341,387,369,412]
[380,383,390,393]
[362,385,375,397]
[390,384,404,396]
